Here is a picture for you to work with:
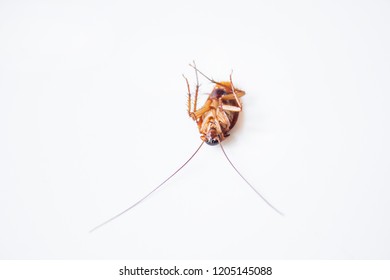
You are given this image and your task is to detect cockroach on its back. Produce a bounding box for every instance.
[184,65,245,145]
[90,62,283,233]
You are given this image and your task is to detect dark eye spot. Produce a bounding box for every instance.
[216,89,225,96]
[211,88,226,98]
[206,139,219,146]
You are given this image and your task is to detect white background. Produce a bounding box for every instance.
[1,0,389,259]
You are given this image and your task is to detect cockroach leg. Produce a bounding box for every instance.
[229,72,242,110]
[221,91,245,101]
[183,74,192,116]
[192,61,200,112]
[192,99,212,120]
[221,104,241,112]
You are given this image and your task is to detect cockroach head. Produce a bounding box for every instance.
[202,128,220,146]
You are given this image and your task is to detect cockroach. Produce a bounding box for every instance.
[90,62,282,232]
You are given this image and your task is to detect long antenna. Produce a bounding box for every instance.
[90,141,205,232]
[219,142,284,216]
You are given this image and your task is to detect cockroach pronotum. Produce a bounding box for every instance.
[90,62,283,232]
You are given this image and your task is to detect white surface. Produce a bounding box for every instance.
[1,0,389,259]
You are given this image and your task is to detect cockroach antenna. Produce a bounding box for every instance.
[219,141,284,216]
[90,142,204,233]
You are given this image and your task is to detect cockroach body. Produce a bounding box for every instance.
[184,64,245,146]
[90,63,282,233]
[195,83,243,145]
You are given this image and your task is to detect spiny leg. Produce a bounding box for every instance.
[192,61,200,112]
[183,74,192,117]
[229,71,242,109]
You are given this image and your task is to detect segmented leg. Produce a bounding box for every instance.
[183,75,192,117]
[221,90,245,101]
[192,99,212,120]
[192,61,200,112]
[229,72,242,109]
[220,89,244,113]
[222,104,241,112]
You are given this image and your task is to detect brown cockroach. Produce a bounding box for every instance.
[184,64,244,146]
[90,63,282,233]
